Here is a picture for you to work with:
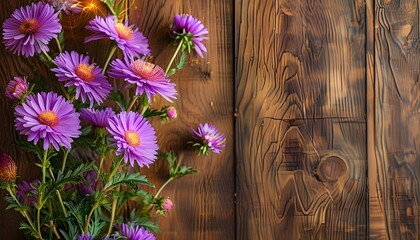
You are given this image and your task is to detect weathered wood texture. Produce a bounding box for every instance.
[0,0,235,239]
[235,0,368,239]
[370,0,420,239]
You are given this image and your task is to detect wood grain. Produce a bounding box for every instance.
[131,1,235,239]
[235,0,367,239]
[371,0,420,239]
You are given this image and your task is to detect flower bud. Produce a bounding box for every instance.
[5,76,28,100]
[0,153,17,182]
[167,106,177,119]
[163,198,173,211]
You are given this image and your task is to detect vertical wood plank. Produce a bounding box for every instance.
[373,0,420,238]
[235,0,368,239]
[132,1,235,239]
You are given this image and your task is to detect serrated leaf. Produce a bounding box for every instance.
[105,172,154,190]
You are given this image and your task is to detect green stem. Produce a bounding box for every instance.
[56,190,67,218]
[50,220,61,239]
[95,156,106,183]
[84,201,97,234]
[41,150,48,184]
[41,50,53,62]
[154,177,174,199]
[107,197,118,235]
[126,95,139,112]
[48,167,56,182]
[55,38,62,53]
[37,207,43,240]
[6,186,36,232]
[165,38,184,75]
[102,46,118,74]
[61,149,70,173]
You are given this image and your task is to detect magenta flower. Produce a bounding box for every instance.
[14,92,81,151]
[171,14,208,58]
[0,153,17,182]
[5,77,28,100]
[77,233,93,240]
[52,51,112,107]
[85,16,150,58]
[17,180,40,206]
[45,0,83,14]
[192,123,226,155]
[106,111,158,167]
[167,106,177,119]
[80,107,114,128]
[118,224,156,240]
[162,198,173,211]
[109,58,177,102]
[2,2,61,57]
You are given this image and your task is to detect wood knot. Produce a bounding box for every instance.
[315,156,347,182]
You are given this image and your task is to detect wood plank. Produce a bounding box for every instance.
[373,0,420,238]
[131,1,235,239]
[235,0,367,239]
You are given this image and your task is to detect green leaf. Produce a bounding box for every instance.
[167,51,188,77]
[105,172,154,190]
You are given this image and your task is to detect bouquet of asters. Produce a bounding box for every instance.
[0,1,225,239]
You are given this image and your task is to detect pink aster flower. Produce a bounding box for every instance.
[0,153,17,182]
[109,58,177,102]
[45,0,83,14]
[5,76,28,100]
[17,180,40,206]
[118,224,156,240]
[52,51,112,107]
[14,92,81,151]
[2,2,62,57]
[85,16,150,58]
[80,107,114,128]
[162,198,173,211]
[171,14,208,58]
[167,106,177,119]
[106,111,158,167]
[192,123,226,155]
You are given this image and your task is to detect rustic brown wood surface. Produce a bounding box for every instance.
[0,0,235,239]
[370,0,420,239]
[235,0,368,239]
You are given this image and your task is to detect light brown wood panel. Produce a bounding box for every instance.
[131,1,235,239]
[371,0,420,239]
[235,0,367,239]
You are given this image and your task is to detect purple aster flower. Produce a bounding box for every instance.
[171,14,208,58]
[109,58,177,102]
[17,180,40,206]
[77,233,94,240]
[106,111,158,167]
[5,76,29,100]
[85,16,150,58]
[80,107,114,128]
[0,153,17,183]
[45,0,83,14]
[52,51,112,107]
[118,224,156,240]
[192,123,226,155]
[14,92,81,151]
[75,170,97,195]
[2,2,61,57]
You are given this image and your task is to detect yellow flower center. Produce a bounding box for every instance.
[75,64,95,82]
[115,23,133,40]
[38,111,59,127]
[125,130,140,147]
[131,60,156,79]
[19,19,40,34]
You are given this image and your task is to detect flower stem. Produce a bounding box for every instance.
[102,46,118,74]
[154,177,174,199]
[126,95,139,112]
[95,156,106,183]
[84,200,99,234]
[37,207,43,240]
[41,150,49,184]
[61,149,70,173]
[55,38,62,53]
[5,186,36,232]
[50,220,61,239]
[165,38,184,75]
[56,190,67,218]
[41,50,53,62]
[107,196,118,235]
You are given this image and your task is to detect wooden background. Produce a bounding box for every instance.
[1,0,420,239]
